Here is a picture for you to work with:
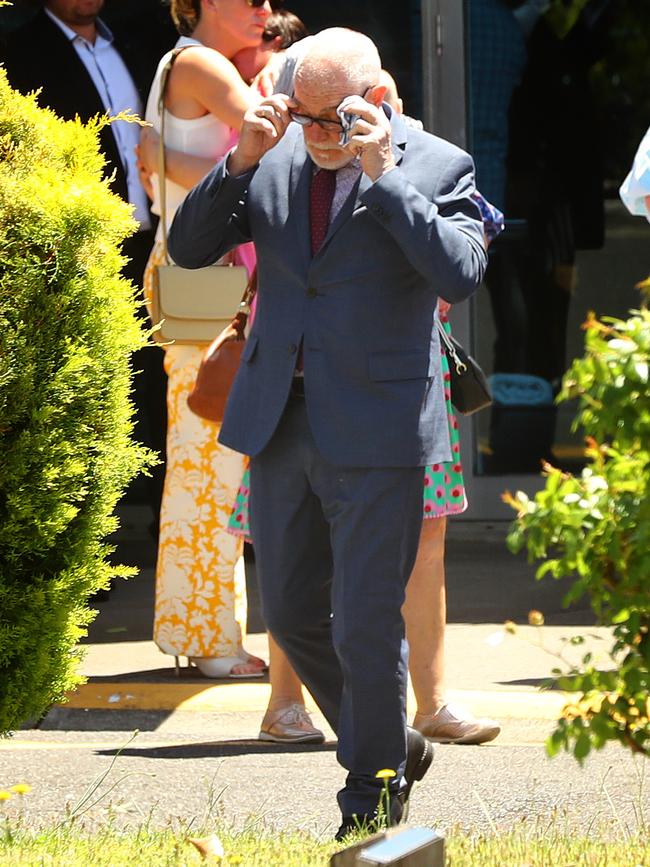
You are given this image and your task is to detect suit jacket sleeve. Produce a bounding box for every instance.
[360,152,487,303]
[168,157,254,268]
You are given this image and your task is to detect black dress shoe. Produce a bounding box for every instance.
[335,798,404,842]
[404,726,434,803]
[335,730,434,841]
[335,815,375,842]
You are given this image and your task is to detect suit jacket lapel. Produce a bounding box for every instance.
[289,135,313,270]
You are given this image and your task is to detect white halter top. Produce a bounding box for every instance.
[145,36,235,238]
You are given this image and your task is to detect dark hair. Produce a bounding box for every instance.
[262,9,308,50]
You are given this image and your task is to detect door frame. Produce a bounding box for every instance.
[421,0,542,519]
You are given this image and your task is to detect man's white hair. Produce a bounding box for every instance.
[295,28,382,93]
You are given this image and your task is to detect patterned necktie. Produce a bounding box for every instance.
[310,168,336,256]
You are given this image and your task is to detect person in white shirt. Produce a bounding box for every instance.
[620,125,650,223]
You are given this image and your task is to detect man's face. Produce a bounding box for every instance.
[46,0,104,26]
[293,75,357,171]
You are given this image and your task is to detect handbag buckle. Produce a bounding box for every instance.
[453,356,468,375]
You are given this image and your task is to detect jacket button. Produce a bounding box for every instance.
[307,287,317,298]
[288,343,298,355]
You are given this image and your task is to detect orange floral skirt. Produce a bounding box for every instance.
[144,242,248,658]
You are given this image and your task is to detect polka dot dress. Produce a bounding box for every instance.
[422,313,467,519]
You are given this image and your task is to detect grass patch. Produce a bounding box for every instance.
[0,825,648,866]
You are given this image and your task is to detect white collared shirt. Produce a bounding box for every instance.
[45,8,151,229]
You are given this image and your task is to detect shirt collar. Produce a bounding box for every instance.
[45,7,113,46]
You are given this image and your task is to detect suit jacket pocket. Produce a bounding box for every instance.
[368,350,432,382]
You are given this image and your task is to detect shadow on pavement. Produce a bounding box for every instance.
[96,740,337,759]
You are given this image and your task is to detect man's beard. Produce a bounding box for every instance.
[305,141,355,171]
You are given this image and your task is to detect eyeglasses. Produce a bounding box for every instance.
[289,111,343,133]
[247,0,283,7]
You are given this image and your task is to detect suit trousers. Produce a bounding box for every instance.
[249,393,425,818]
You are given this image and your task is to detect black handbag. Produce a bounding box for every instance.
[436,320,492,415]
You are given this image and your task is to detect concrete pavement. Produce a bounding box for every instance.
[58,505,604,723]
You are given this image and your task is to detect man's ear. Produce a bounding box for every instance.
[366,84,388,107]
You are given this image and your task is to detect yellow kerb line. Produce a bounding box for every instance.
[49,682,577,720]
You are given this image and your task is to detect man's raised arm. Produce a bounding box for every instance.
[168,157,254,269]
[169,93,295,269]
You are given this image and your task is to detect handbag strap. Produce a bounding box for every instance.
[436,318,467,375]
[157,46,194,265]
[240,266,257,313]
[230,266,258,338]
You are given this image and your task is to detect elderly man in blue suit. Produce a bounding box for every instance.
[169,28,487,839]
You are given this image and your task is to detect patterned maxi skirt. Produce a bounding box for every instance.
[144,242,248,658]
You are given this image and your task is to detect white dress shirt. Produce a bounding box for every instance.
[45,8,151,229]
[620,124,650,224]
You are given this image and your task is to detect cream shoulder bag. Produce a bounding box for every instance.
[149,47,248,345]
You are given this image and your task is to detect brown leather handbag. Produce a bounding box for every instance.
[186,268,257,423]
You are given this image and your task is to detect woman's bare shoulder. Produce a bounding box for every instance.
[174,45,244,86]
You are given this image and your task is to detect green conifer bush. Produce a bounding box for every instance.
[0,71,150,733]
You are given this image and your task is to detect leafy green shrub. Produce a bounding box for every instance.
[0,71,150,733]
[505,302,650,762]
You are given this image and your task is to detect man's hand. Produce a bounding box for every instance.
[342,97,395,182]
[228,94,294,176]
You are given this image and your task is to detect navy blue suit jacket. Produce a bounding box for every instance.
[169,109,487,467]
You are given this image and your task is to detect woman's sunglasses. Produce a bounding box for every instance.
[247,0,283,7]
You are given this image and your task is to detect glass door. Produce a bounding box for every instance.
[430,0,650,519]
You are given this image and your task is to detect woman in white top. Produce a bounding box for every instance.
[142,0,322,744]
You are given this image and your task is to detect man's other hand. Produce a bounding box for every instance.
[343,97,395,183]
[228,94,294,176]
